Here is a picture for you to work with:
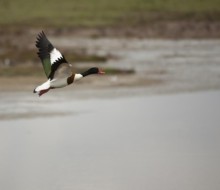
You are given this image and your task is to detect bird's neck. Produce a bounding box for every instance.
[74,73,83,81]
[81,70,91,77]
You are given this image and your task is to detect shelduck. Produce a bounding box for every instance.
[33,31,105,96]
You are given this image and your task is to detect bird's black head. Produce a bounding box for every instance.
[81,67,105,77]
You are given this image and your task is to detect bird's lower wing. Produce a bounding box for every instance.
[53,63,73,80]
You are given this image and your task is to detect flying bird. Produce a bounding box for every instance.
[33,31,105,96]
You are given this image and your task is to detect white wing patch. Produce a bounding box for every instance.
[50,48,63,65]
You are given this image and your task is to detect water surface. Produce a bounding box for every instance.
[0,90,219,190]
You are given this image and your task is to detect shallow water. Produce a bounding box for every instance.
[0,90,219,190]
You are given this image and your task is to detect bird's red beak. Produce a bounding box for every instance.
[98,69,105,74]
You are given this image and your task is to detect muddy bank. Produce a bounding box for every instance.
[1,20,220,39]
[51,21,220,38]
[1,38,220,95]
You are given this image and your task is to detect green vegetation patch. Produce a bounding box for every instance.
[0,0,220,27]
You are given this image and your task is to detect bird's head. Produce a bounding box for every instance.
[81,67,105,77]
[89,67,105,75]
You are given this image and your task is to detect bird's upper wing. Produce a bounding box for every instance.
[35,31,71,79]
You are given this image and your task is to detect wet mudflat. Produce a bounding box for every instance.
[0,90,220,190]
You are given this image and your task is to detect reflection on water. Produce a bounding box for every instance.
[0,90,220,190]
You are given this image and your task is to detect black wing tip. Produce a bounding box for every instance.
[38,30,45,37]
[35,30,54,61]
[35,30,53,50]
[35,31,47,47]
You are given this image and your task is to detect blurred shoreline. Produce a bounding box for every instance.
[1,38,220,94]
[1,21,220,39]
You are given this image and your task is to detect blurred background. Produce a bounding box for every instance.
[0,0,220,190]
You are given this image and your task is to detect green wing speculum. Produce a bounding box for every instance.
[36,31,54,79]
[42,58,51,78]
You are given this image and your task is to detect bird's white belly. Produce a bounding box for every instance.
[50,78,68,88]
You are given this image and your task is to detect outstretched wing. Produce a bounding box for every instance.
[35,31,69,79]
